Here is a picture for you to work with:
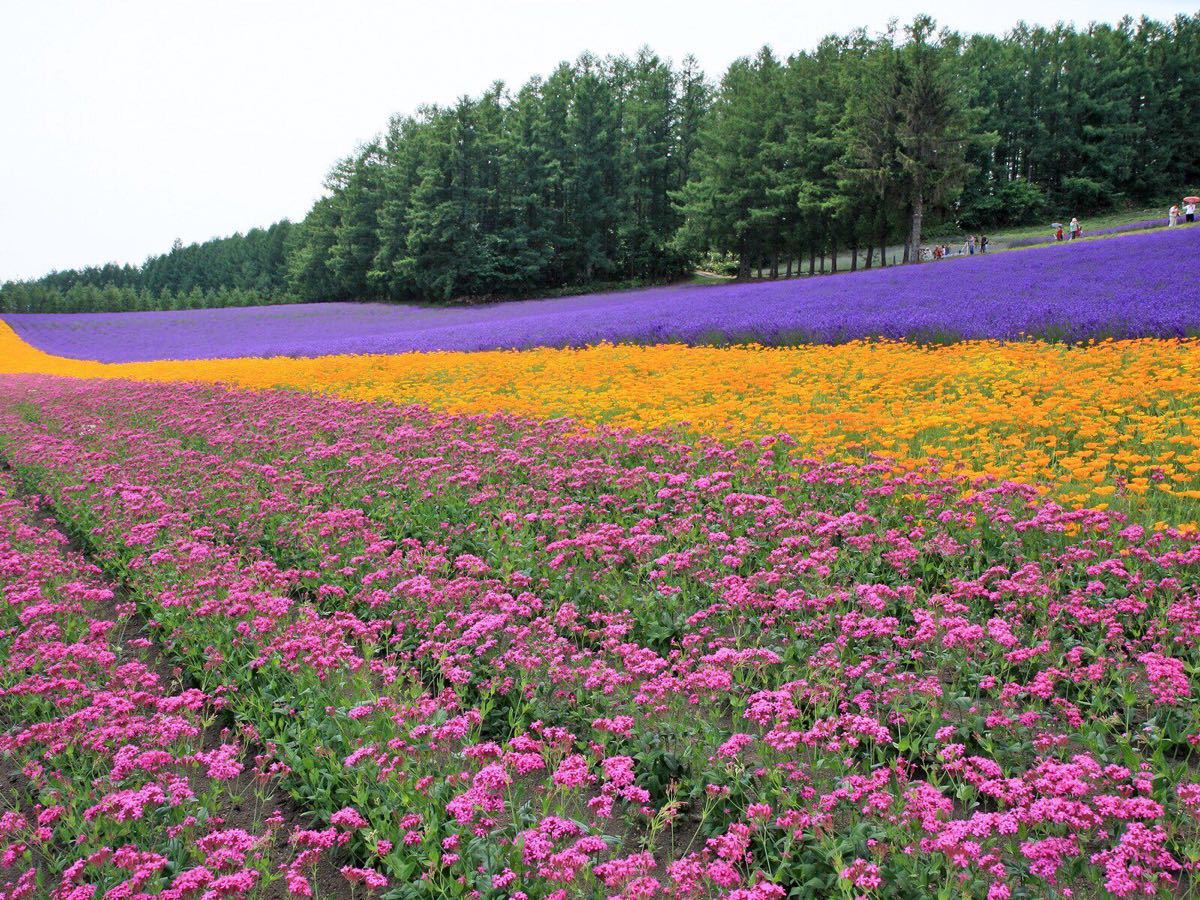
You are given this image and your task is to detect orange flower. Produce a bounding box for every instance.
[3,322,1197,522]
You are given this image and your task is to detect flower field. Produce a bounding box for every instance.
[2,227,1200,897]
[0,374,1198,899]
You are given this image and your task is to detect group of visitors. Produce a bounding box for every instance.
[922,197,1197,262]
[1168,200,1197,226]
[1054,217,1083,241]
[930,235,988,260]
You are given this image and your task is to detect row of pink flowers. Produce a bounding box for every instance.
[0,471,297,896]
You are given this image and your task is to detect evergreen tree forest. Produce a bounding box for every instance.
[5,13,1200,313]
[0,222,295,313]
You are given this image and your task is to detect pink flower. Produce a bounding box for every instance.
[329,807,369,831]
[339,866,388,890]
[552,754,595,789]
[840,858,883,890]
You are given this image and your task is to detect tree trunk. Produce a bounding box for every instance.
[908,194,924,264]
[865,245,874,269]
[738,251,751,279]
[808,247,815,276]
[830,238,838,273]
[770,253,779,279]
[785,257,793,278]
[819,253,825,274]
[851,241,859,272]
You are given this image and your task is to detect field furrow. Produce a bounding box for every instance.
[0,465,352,898]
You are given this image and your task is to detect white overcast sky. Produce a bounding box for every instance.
[1,0,1194,281]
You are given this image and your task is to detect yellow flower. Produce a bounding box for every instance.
[2,322,1198,521]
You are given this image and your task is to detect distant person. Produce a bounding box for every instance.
[1069,217,1080,240]
[968,235,976,255]
[980,235,989,253]
[1170,205,1180,227]
[1187,201,1197,224]
[1056,225,1064,242]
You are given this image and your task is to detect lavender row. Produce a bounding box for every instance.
[6,227,1199,362]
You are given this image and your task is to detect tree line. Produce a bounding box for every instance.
[5,12,1199,312]
[0,222,293,313]
[678,12,1200,275]
[284,49,708,302]
[0,284,302,315]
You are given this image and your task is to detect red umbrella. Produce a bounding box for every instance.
[1184,196,1200,203]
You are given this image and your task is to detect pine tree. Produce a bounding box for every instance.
[895,16,977,261]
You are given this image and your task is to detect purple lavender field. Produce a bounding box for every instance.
[7,227,1198,362]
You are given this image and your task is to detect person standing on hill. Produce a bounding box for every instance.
[1170,204,1180,227]
[980,235,988,253]
[1069,217,1080,240]
[1056,225,1064,242]
[1186,200,1196,224]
